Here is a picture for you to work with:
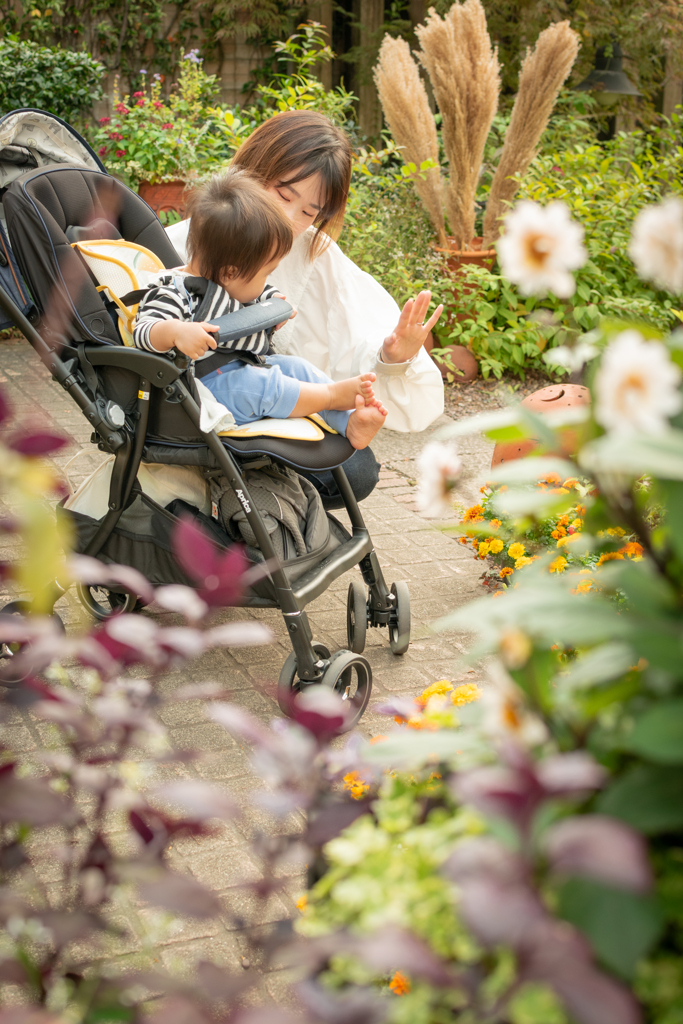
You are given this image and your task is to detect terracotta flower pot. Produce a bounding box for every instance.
[428,237,496,381]
[138,180,188,216]
[491,384,591,468]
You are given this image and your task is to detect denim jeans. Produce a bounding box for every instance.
[301,446,381,511]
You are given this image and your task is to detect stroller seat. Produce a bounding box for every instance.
[0,111,412,728]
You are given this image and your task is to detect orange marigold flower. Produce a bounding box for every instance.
[576,505,587,516]
[343,771,370,799]
[463,505,485,522]
[620,541,644,559]
[499,567,514,579]
[296,895,308,913]
[457,537,469,545]
[597,551,625,566]
[389,971,411,996]
[542,473,561,486]
[563,478,579,489]
[572,579,593,594]
[490,518,502,529]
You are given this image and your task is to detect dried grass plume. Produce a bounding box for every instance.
[483,21,580,248]
[416,0,500,248]
[374,35,446,244]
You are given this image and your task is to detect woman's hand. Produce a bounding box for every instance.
[382,290,444,364]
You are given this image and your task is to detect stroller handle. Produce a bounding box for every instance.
[208,297,293,344]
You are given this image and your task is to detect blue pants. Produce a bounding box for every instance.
[200,354,352,436]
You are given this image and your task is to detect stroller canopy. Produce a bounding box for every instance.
[0,109,104,192]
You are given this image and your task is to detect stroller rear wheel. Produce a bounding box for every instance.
[388,581,410,655]
[76,584,139,621]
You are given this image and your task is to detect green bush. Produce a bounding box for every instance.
[0,36,103,122]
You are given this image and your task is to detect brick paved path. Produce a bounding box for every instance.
[0,335,493,996]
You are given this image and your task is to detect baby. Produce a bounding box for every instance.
[133,170,387,449]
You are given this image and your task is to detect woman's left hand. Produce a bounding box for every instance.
[381,290,444,364]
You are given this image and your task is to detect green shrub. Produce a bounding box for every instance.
[0,36,103,122]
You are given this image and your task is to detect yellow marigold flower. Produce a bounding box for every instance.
[570,518,583,529]
[418,679,453,706]
[389,971,411,996]
[488,538,504,554]
[549,556,568,573]
[563,478,579,489]
[343,771,370,799]
[296,895,308,913]
[499,567,513,579]
[463,505,485,522]
[515,556,534,569]
[597,551,624,566]
[572,579,593,594]
[478,543,490,558]
[620,541,644,560]
[600,526,626,538]
[508,542,526,559]
[557,534,581,549]
[490,518,502,529]
[451,682,481,706]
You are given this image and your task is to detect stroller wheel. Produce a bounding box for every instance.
[76,584,139,621]
[346,579,367,654]
[0,600,65,682]
[277,642,331,715]
[321,650,372,727]
[388,581,410,655]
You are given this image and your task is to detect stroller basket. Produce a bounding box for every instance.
[0,109,412,727]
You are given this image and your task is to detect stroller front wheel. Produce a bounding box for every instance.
[322,650,372,726]
[76,584,139,621]
[277,642,331,715]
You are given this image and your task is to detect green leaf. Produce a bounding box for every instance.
[626,700,683,764]
[598,765,683,833]
[556,641,635,691]
[489,456,576,486]
[558,878,662,979]
[580,430,683,481]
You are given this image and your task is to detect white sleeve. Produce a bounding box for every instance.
[165,218,190,262]
[294,240,444,433]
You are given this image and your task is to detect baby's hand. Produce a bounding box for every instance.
[273,292,297,330]
[173,322,219,360]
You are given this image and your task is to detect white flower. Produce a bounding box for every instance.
[595,329,682,436]
[497,200,587,298]
[629,197,683,294]
[544,340,599,373]
[416,441,462,516]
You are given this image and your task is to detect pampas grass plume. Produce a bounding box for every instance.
[417,0,500,248]
[374,35,446,244]
[483,21,580,248]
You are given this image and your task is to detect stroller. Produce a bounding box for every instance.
[0,108,411,726]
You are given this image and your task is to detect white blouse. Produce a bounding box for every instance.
[165,221,445,433]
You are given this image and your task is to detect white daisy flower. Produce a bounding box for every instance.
[497,200,587,298]
[416,441,462,516]
[629,197,683,294]
[544,340,599,373]
[595,329,682,436]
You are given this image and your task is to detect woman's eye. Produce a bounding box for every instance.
[276,189,290,202]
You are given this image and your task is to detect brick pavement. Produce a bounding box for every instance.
[0,335,494,997]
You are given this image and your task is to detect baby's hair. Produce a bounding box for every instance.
[185,169,293,284]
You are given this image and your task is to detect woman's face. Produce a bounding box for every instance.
[267,172,325,238]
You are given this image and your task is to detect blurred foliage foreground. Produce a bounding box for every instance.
[2,277,683,1022]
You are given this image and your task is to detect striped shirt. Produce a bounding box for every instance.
[133,270,280,363]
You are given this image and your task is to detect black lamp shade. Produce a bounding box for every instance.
[575,42,641,97]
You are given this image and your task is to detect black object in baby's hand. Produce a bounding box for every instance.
[208,297,293,345]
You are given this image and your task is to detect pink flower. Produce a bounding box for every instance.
[99,116,111,125]
[161,122,173,130]
[115,103,129,115]
[115,149,126,158]
[153,101,163,109]
[133,91,144,97]
[109,132,123,141]
[136,98,145,107]
[98,146,107,156]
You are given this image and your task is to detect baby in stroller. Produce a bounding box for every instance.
[133,169,388,449]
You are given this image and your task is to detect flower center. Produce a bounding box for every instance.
[523,232,552,269]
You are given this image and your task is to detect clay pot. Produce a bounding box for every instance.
[432,235,497,274]
[491,384,591,468]
[138,180,188,216]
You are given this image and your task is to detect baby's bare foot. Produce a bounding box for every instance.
[327,372,376,411]
[346,394,388,449]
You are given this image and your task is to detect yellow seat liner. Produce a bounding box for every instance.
[218,415,339,441]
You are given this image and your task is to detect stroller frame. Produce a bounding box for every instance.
[0,260,410,725]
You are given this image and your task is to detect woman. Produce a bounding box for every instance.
[166,110,445,508]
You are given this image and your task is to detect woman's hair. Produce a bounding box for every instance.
[231,110,353,258]
[185,169,293,284]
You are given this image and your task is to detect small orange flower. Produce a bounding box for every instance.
[541,473,561,486]
[572,579,593,594]
[563,478,579,489]
[369,735,387,744]
[463,505,485,522]
[620,541,644,559]
[296,895,308,913]
[490,518,502,529]
[597,551,624,566]
[389,971,411,996]
[499,567,513,579]
[343,771,370,799]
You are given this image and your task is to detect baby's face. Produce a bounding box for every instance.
[222,253,281,303]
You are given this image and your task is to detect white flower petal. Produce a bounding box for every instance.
[497,201,586,299]
[595,329,682,436]
[416,441,462,516]
[629,198,683,294]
